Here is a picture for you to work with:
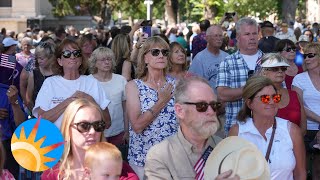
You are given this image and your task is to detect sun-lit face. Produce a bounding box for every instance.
[263,66,286,84]
[144,45,168,70]
[280,45,296,61]
[89,159,122,180]
[70,106,102,151]
[206,27,223,48]
[237,25,259,54]
[304,48,320,70]
[170,46,186,66]
[178,82,220,139]
[58,44,82,71]
[249,85,279,118]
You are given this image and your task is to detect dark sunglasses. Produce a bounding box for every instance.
[283,47,296,52]
[72,121,106,133]
[62,50,82,58]
[265,66,287,72]
[303,53,317,59]
[147,49,169,57]
[182,101,222,112]
[255,94,281,104]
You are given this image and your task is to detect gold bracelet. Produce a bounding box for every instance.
[147,108,157,118]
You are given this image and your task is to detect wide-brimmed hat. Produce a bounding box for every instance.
[2,37,18,47]
[204,136,270,180]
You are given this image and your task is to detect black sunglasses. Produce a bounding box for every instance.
[283,47,296,52]
[72,121,106,133]
[303,53,317,59]
[265,66,287,72]
[62,50,82,58]
[147,49,169,57]
[182,101,222,112]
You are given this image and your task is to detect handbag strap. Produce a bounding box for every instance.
[265,118,277,162]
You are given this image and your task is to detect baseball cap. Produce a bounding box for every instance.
[298,35,309,42]
[2,37,18,47]
[261,21,274,28]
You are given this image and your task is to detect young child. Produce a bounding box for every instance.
[0,140,15,180]
[84,142,123,180]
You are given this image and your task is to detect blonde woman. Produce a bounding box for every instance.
[126,36,178,178]
[88,47,128,148]
[112,34,134,81]
[41,98,138,180]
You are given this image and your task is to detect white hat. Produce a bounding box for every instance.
[298,35,309,42]
[204,136,270,180]
[261,59,290,68]
[2,37,18,47]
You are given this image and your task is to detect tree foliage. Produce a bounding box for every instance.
[48,0,305,26]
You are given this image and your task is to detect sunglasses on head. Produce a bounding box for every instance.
[303,53,317,59]
[265,66,287,72]
[147,49,169,57]
[182,101,222,112]
[255,94,281,104]
[62,50,82,58]
[283,47,296,52]
[72,121,106,133]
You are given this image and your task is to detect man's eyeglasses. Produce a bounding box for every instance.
[182,101,222,112]
[254,94,281,104]
[146,49,169,57]
[62,50,82,58]
[282,47,296,52]
[303,53,317,59]
[265,67,287,72]
[72,121,106,133]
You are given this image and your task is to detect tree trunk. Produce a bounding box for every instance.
[165,0,178,26]
[99,0,107,25]
[281,0,298,23]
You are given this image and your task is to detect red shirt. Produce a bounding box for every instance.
[277,90,301,126]
[285,66,303,89]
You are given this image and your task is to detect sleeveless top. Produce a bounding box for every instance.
[238,117,295,180]
[285,66,303,89]
[277,90,301,126]
[128,76,179,167]
[32,68,53,103]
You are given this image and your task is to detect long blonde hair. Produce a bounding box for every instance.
[59,98,105,179]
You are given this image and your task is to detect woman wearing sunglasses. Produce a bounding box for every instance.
[292,42,320,179]
[259,53,306,133]
[126,36,178,179]
[32,39,111,130]
[229,76,306,180]
[275,39,304,89]
[167,42,192,79]
[41,98,138,179]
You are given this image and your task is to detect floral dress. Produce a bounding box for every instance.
[128,76,179,167]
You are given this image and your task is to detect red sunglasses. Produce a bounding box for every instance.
[255,94,281,104]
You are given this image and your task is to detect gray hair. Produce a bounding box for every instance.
[174,76,211,103]
[21,36,33,45]
[235,17,258,35]
[88,47,116,74]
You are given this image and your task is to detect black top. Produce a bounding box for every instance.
[32,68,53,103]
[258,36,280,53]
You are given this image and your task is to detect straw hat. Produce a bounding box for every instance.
[204,136,270,180]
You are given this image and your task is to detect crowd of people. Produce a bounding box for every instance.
[0,14,320,180]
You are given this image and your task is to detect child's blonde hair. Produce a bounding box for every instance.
[84,142,122,168]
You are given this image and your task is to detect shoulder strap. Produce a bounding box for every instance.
[265,118,277,162]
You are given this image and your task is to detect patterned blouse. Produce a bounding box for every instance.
[128,76,179,167]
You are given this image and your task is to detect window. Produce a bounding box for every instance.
[0,0,12,7]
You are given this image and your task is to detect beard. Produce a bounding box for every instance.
[190,115,220,139]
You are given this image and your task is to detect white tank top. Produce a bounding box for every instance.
[238,117,295,180]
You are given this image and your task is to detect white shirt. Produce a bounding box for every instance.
[241,52,259,70]
[238,117,295,180]
[33,75,110,129]
[88,74,127,137]
[292,72,320,130]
